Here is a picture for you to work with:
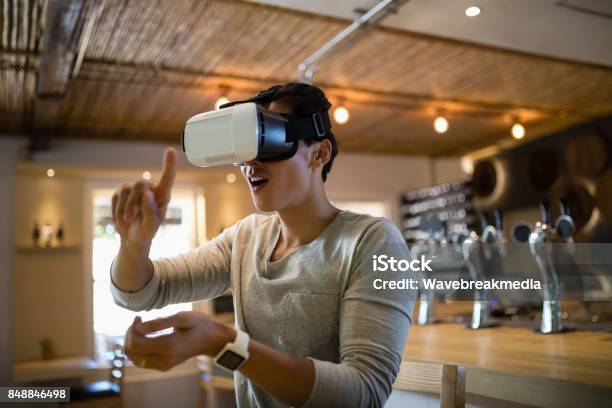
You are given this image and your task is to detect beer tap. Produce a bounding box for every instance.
[528,199,575,333]
[414,216,445,325]
[463,211,503,329]
[555,199,575,247]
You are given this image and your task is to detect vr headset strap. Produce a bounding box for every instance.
[218,89,277,109]
[286,112,332,142]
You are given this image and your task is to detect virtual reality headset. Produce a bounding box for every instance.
[182,88,332,167]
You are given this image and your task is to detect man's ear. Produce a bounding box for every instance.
[312,139,332,168]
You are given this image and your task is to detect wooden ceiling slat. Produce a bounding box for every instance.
[174,3,226,71]
[0,0,43,117]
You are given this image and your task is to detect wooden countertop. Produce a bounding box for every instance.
[402,323,612,407]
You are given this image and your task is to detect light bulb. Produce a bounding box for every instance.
[465,6,481,17]
[46,168,55,178]
[215,96,230,110]
[512,123,525,139]
[142,171,151,180]
[333,106,350,124]
[226,173,237,184]
[461,156,474,175]
[433,116,449,134]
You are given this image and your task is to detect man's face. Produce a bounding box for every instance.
[239,102,317,212]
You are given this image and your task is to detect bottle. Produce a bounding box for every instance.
[42,222,53,247]
[32,221,40,246]
[56,221,64,245]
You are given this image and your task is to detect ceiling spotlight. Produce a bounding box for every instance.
[333,106,350,124]
[465,6,481,17]
[46,168,55,178]
[215,96,230,110]
[461,156,474,175]
[142,171,151,180]
[226,173,237,184]
[511,122,525,139]
[433,116,449,134]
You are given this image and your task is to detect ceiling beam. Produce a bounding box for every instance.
[30,0,100,152]
[76,59,595,121]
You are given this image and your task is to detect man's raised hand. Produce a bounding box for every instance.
[111,147,177,251]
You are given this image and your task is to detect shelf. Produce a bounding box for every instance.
[15,245,81,253]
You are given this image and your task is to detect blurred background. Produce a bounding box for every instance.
[1,0,611,407]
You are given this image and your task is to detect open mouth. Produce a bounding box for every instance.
[248,176,269,191]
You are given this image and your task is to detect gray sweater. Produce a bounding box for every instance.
[111,210,416,407]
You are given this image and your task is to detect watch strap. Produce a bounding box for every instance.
[232,329,249,355]
[213,328,250,371]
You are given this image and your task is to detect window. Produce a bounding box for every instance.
[91,189,197,360]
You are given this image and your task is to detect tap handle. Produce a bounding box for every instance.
[494,209,503,233]
[540,200,550,225]
[556,197,575,239]
[560,198,571,217]
[480,212,489,233]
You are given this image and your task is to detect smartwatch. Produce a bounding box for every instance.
[213,329,250,371]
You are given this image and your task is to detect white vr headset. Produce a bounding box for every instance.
[182,90,332,167]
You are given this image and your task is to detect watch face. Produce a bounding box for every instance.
[217,350,245,370]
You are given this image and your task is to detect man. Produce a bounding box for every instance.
[110,83,416,407]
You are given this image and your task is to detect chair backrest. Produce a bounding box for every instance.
[393,360,465,408]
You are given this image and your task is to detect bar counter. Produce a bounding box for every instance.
[402,322,612,407]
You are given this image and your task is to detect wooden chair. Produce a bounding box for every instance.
[393,360,465,408]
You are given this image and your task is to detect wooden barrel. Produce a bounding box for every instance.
[595,170,612,220]
[554,182,595,230]
[565,131,608,177]
[528,148,559,191]
[472,159,497,198]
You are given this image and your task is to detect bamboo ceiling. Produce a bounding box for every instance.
[1,0,612,155]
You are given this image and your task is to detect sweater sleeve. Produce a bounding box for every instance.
[303,218,417,408]
[110,222,238,312]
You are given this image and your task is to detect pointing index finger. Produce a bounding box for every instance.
[154,147,177,204]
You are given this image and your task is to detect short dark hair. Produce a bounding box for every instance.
[259,83,338,182]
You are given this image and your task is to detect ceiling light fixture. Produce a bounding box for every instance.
[333,106,350,125]
[215,85,231,110]
[465,6,481,17]
[511,122,525,139]
[215,96,230,110]
[461,156,474,175]
[433,116,449,134]
[46,168,55,178]
[142,171,151,180]
[226,173,237,184]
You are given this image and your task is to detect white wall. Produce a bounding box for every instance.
[30,139,194,170]
[432,156,466,185]
[13,175,86,361]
